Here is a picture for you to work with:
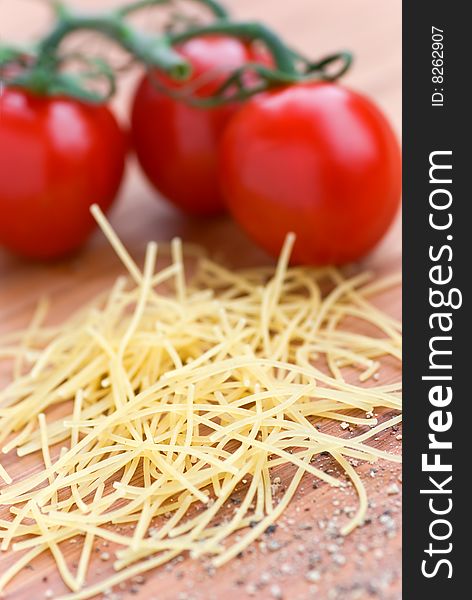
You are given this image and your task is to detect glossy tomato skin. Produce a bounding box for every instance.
[219,83,402,265]
[131,35,270,217]
[0,88,126,259]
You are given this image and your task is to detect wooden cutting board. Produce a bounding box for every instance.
[0,1,402,598]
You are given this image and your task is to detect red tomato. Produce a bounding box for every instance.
[0,88,126,259]
[219,83,402,265]
[131,35,271,217]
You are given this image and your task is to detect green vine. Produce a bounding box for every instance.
[0,0,228,101]
[0,0,352,105]
[156,22,353,107]
[170,21,299,75]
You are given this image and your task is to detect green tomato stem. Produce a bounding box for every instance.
[169,21,299,75]
[0,45,28,68]
[37,12,190,79]
[2,0,350,106]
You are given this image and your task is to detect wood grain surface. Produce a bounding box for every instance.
[0,1,402,599]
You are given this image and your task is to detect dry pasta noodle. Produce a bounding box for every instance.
[0,205,402,599]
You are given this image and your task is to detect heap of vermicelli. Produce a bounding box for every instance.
[0,206,401,599]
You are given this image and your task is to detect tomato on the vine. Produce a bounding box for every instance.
[219,82,402,265]
[0,88,127,259]
[131,34,271,217]
[0,88,126,260]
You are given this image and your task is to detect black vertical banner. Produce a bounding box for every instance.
[403,2,468,599]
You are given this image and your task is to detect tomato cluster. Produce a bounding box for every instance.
[0,31,401,264]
